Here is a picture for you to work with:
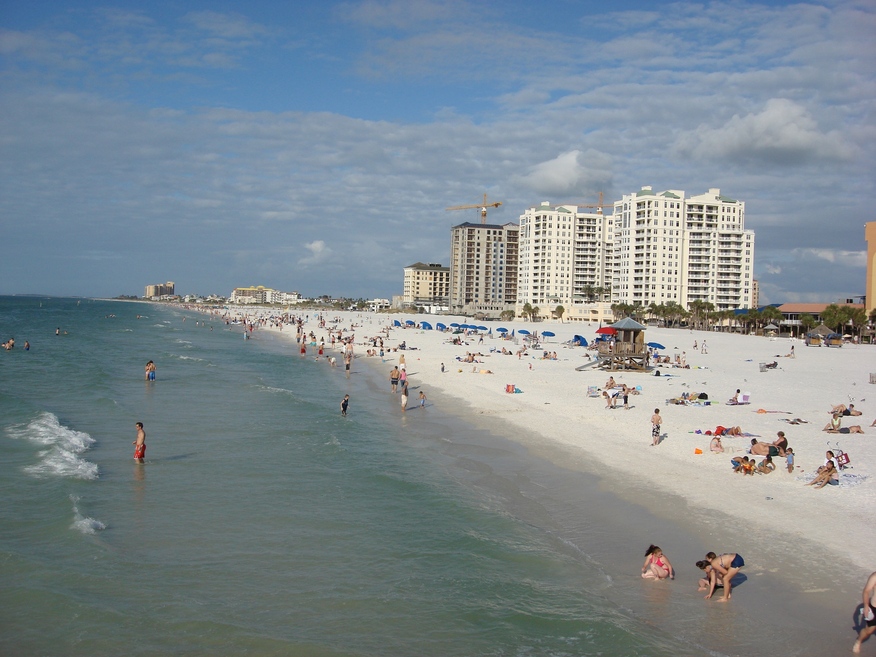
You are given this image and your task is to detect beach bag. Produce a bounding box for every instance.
[505,384,515,394]
[836,452,850,467]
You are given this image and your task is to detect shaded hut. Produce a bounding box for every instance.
[805,324,840,347]
[597,317,648,371]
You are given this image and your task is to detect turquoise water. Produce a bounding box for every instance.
[0,297,841,656]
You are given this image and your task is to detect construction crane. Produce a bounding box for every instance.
[559,191,613,215]
[445,193,502,224]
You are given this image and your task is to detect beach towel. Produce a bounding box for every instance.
[754,409,791,414]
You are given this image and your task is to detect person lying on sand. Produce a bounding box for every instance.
[823,412,864,434]
[749,439,783,457]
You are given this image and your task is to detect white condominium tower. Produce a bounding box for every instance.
[612,186,754,310]
[449,222,519,316]
[516,202,615,311]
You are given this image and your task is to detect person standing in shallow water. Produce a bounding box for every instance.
[145,360,156,381]
[340,394,349,417]
[133,422,146,463]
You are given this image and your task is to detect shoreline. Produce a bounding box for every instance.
[192,306,873,652]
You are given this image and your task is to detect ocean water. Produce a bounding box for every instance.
[0,297,844,656]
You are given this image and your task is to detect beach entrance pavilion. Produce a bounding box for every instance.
[596,317,649,371]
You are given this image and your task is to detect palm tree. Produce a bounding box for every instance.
[848,307,867,339]
[554,305,565,322]
[582,285,595,303]
[745,308,761,334]
[522,303,533,321]
[531,306,541,321]
[820,304,847,333]
[800,313,816,337]
[761,305,783,332]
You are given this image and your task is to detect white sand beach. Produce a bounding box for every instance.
[186,305,876,652]
[214,308,874,574]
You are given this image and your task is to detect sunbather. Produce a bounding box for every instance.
[806,461,839,488]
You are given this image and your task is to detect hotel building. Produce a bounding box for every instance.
[402,262,450,311]
[449,222,519,316]
[516,202,615,322]
[145,281,175,298]
[611,187,755,310]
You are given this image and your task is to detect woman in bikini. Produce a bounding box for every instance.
[699,551,744,601]
[641,545,674,580]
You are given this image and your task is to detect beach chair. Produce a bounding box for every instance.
[740,392,750,405]
[587,386,599,398]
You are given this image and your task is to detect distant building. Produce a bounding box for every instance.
[402,262,450,311]
[145,281,175,298]
[449,222,519,317]
[751,279,759,309]
[612,187,755,311]
[866,222,876,315]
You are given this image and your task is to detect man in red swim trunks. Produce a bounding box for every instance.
[133,422,146,463]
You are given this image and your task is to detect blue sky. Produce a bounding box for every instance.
[1,0,873,303]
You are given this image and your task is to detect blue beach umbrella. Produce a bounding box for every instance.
[541,331,555,338]
[496,327,508,333]
[436,323,447,330]
[573,335,588,346]
[517,329,530,335]
[420,321,433,330]
[477,326,488,331]
[393,320,401,327]
[450,322,460,327]
[405,320,415,326]
[646,341,666,350]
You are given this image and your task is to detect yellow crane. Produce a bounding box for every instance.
[445,193,502,224]
[559,191,613,215]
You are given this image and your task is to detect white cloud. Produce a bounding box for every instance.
[298,240,332,268]
[516,150,613,198]
[796,248,866,267]
[675,99,857,165]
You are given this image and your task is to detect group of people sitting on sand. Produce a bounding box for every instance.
[541,351,558,360]
[823,404,865,434]
[805,450,843,488]
[723,431,795,477]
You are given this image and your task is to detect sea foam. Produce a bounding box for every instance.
[70,495,106,534]
[9,412,99,480]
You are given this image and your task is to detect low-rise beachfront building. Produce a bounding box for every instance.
[402,262,450,311]
[449,222,519,317]
[611,187,755,311]
[516,202,615,323]
[230,287,302,305]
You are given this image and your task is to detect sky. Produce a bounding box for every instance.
[1,0,874,303]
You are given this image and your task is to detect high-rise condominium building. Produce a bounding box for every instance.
[402,262,450,309]
[516,202,614,313]
[612,187,754,310]
[449,222,519,316]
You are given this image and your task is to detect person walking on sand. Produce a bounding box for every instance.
[852,571,876,653]
[340,394,349,417]
[651,408,662,446]
[701,340,707,354]
[133,422,146,463]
